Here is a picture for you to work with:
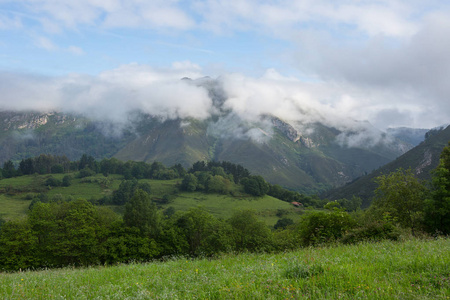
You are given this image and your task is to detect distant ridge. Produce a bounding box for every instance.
[0,108,412,194]
[322,125,450,207]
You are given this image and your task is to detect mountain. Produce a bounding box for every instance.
[0,107,411,194]
[0,110,136,163]
[386,127,430,146]
[0,79,414,194]
[322,125,450,207]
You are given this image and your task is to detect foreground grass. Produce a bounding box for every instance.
[1,238,449,299]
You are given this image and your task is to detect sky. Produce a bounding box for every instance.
[1,0,450,131]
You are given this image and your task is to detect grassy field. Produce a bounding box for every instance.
[163,192,300,226]
[0,174,301,225]
[0,238,448,299]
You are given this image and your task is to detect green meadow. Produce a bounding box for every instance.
[1,238,448,299]
[0,173,301,226]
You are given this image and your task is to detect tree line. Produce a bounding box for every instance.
[1,154,323,207]
[1,154,186,181]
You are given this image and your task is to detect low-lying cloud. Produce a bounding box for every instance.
[0,63,212,124]
[0,62,446,148]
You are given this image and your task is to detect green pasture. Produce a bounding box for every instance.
[162,192,301,225]
[0,174,298,226]
[1,238,448,299]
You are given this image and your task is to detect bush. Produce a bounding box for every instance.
[62,175,72,187]
[297,210,355,246]
[228,210,273,252]
[45,177,62,187]
[78,167,96,178]
[274,217,294,230]
[340,218,401,244]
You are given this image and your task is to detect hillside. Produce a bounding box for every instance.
[386,127,429,146]
[115,115,411,193]
[0,172,300,226]
[0,111,136,163]
[0,109,411,193]
[323,125,450,207]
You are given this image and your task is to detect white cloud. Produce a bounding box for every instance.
[67,45,84,55]
[1,0,450,132]
[34,36,58,51]
[13,0,195,31]
[0,62,211,123]
[0,13,22,29]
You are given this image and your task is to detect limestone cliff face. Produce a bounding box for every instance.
[271,117,316,148]
[0,111,74,131]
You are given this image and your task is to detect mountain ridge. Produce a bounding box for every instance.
[0,108,413,194]
[322,125,450,206]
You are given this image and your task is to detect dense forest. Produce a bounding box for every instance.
[0,142,449,271]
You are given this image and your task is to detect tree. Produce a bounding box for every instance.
[28,199,103,267]
[373,168,427,234]
[2,160,16,178]
[228,210,273,252]
[206,175,231,194]
[332,196,363,212]
[175,207,232,256]
[242,176,269,196]
[123,189,160,237]
[100,157,122,176]
[170,163,186,178]
[112,180,138,205]
[79,154,97,172]
[51,164,64,174]
[0,218,38,270]
[296,210,354,246]
[424,142,450,234]
[181,174,198,191]
[19,158,35,175]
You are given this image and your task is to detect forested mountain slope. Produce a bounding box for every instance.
[322,125,450,206]
[0,109,411,194]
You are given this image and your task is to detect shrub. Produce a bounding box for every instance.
[45,177,62,187]
[297,210,355,246]
[78,167,96,178]
[62,175,72,187]
[340,219,401,244]
[274,217,294,230]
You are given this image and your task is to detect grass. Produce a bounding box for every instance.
[0,238,449,299]
[0,174,300,226]
[0,194,31,221]
[160,192,301,225]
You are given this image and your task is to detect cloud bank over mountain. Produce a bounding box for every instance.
[1,1,450,131]
[0,61,445,141]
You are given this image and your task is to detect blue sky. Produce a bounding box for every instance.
[1,0,450,130]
